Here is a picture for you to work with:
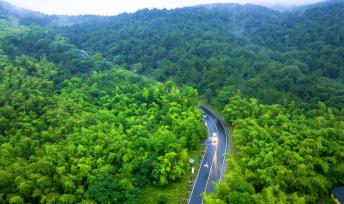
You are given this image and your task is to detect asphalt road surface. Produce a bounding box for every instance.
[188,106,229,204]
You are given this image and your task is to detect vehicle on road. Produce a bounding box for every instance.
[212,132,218,144]
[188,106,228,204]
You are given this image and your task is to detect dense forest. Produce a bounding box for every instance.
[0,0,344,203]
[205,95,344,203]
[61,1,344,109]
[0,15,205,203]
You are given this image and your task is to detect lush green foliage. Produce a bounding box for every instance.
[0,20,205,203]
[1,1,344,203]
[1,27,113,83]
[62,2,344,108]
[204,95,344,203]
[0,56,205,203]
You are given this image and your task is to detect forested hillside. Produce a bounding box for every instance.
[0,17,205,203]
[0,0,107,26]
[59,1,344,203]
[204,96,344,203]
[61,1,344,109]
[0,0,343,203]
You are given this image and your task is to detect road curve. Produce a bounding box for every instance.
[188,106,229,204]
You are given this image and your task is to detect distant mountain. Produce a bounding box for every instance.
[1,0,343,107]
[57,1,344,108]
[0,0,107,26]
[0,0,54,25]
[0,1,343,204]
[291,0,344,12]
[0,0,36,16]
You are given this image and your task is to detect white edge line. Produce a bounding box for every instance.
[219,112,228,179]
[209,116,219,140]
[188,145,208,203]
[188,146,207,204]
[207,106,228,178]
[201,116,218,204]
[201,105,229,179]
[201,144,217,204]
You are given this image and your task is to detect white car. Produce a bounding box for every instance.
[212,132,218,144]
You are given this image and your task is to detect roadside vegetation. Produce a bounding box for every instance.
[139,149,205,204]
[0,0,343,203]
[204,95,343,203]
[0,22,206,203]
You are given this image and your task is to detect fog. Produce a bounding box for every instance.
[6,0,326,15]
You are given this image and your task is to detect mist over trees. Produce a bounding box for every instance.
[61,1,344,109]
[0,0,343,203]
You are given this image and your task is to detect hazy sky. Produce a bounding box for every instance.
[6,0,324,15]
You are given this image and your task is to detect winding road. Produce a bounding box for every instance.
[188,105,229,204]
